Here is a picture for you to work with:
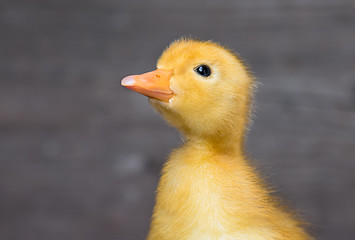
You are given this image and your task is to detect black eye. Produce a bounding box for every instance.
[195,65,211,77]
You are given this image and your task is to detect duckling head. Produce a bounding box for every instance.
[122,39,254,145]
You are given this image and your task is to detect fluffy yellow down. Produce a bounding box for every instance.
[146,39,313,240]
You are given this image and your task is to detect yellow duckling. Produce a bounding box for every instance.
[121,39,312,240]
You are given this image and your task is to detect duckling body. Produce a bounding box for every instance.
[122,39,312,240]
[148,140,309,240]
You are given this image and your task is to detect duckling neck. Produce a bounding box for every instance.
[184,131,245,157]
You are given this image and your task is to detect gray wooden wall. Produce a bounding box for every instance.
[1,0,355,239]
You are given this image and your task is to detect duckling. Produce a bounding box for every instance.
[121,39,312,240]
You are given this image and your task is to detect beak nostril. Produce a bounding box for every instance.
[156,74,161,78]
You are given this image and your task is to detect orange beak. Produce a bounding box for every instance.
[121,69,173,102]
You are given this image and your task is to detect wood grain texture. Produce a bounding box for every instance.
[0,0,354,239]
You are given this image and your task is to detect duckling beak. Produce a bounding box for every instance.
[121,69,173,102]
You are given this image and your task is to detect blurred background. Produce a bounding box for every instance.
[1,0,355,239]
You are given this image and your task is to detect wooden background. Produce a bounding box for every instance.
[1,0,355,239]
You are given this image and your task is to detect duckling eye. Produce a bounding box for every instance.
[195,65,211,77]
